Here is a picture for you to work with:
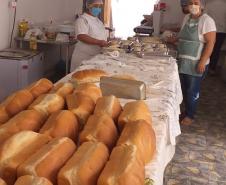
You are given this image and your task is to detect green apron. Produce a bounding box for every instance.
[177,16,204,77]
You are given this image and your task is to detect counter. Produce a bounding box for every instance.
[58,52,183,185]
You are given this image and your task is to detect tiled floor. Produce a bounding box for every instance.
[164,74,226,185]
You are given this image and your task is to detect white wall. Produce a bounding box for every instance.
[160,0,184,26]
[0,0,83,50]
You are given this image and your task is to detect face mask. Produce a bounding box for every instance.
[91,7,102,17]
[189,5,200,15]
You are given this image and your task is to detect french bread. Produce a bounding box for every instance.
[0,106,9,125]
[58,141,109,185]
[15,175,53,185]
[5,90,34,117]
[71,69,107,84]
[73,83,102,103]
[117,120,156,164]
[17,137,76,184]
[50,82,74,98]
[97,145,145,185]
[94,95,122,122]
[29,94,65,116]
[0,178,6,185]
[118,100,152,130]
[0,131,50,185]
[66,92,95,127]
[0,110,47,145]
[27,78,53,98]
[40,110,79,141]
[79,113,118,149]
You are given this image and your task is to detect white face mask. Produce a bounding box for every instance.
[189,5,200,15]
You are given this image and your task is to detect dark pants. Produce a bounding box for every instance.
[179,67,208,119]
[209,32,226,71]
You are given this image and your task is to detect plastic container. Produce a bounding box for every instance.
[29,32,37,51]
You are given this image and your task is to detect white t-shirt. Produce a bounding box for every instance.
[181,13,216,64]
[71,13,108,71]
[75,13,108,55]
[181,13,216,42]
[206,0,226,33]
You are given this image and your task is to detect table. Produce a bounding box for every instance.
[15,37,77,74]
[58,53,183,185]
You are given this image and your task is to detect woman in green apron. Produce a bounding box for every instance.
[169,0,216,125]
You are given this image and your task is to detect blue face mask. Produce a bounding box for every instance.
[91,7,102,17]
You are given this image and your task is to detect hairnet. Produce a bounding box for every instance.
[86,0,103,6]
[180,0,188,6]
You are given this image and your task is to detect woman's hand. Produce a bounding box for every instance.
[166,35,178,44]
[197,61,206,74]
[99,40,109,47]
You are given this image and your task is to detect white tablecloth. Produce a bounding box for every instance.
[58,53,183,185]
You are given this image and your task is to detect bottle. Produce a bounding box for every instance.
[18,19,25,37]
[30,32,37,51]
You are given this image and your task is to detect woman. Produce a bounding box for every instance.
[169,0,216,125]
[70,0,109,72]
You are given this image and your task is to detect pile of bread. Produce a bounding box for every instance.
[0,69,156,185]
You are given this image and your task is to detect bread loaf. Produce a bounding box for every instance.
[73,83,102,103]
[0,106,9,125]
[17,137,76,184]
[15,175,53,185]
[5,90,34,117]
[40,110,79,141]
[97,145,145,185]
[71,69,107,84]
[0,110,47,145]
[50,82,74,98]
[0,178,6,185]
[0,131,50,185]
[29,94,65,116]
[117,120,156,164]
[27,78,53,98]
[94,95,122,122]
[80,113,118,149]
[66,92,95,126]
[118,100,152,130]
[111,74,136,80]
[58,141,109,185]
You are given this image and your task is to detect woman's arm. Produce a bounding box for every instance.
[77,34,109,47]
[197,31,216,73]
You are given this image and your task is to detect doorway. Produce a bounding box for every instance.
[111,0,156,39]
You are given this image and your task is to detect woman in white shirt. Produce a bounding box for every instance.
[70,0,108,72]
[168,0,216,125]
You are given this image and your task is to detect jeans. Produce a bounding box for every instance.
[179,66,208,119]
[209,32,226,70]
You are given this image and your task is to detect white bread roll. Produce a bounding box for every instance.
[94,95,122,122]
[0,131,50,185]
[79,113,118,149]
[40,110,79,141]
[118,100,152,130]
[29,94,65,116]
[73,83,102,103]
[26,78,53,98]
[71,69,107,84]
[50,82,74,98]
[15,175,53,185]
[0,178,6,185]
[5,90,34,117]
[17,137,76,184]
[66,92,95,127]
[97,145,145,185]
[117,120,156,164]
[58,141,109,185]
[0,110,47,145]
